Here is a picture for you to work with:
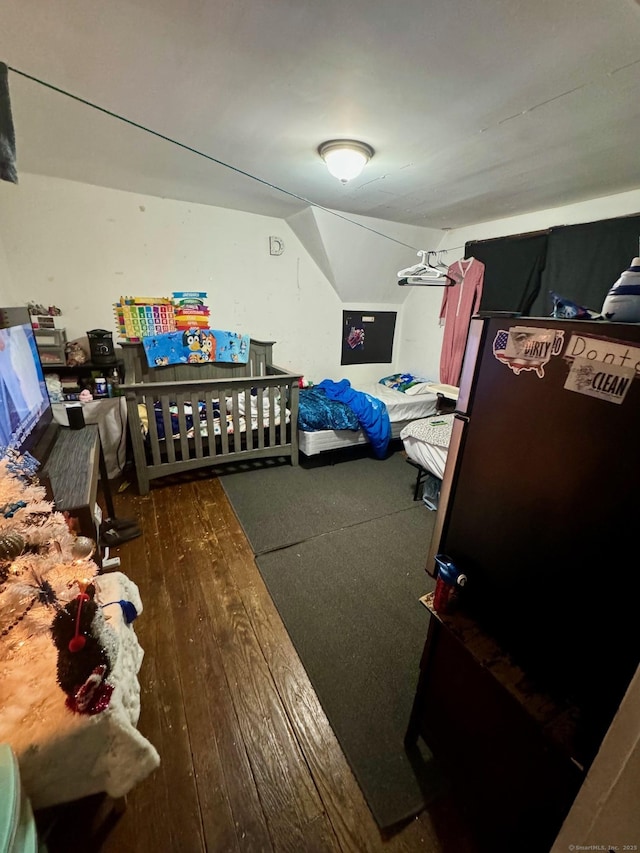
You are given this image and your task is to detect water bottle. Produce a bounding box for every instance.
[107,366,120,397]
[433,554,467,613]
[94,376,108,398]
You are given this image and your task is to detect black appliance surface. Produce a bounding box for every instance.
[437,315,640,764]
[86,328,116,365]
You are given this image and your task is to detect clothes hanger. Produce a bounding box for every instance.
[423,251,452,275]
[434,251,464,284]
[397,250,455,285]
[397,250,430,278]
[409,251,455,285]
[398,250,448,279]
[433,251,450,272]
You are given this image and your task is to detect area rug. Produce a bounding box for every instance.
[220,452,444,829]
[219,450,420,555]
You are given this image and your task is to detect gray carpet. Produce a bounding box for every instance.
[220,451,443,829]
[219,451,420,555]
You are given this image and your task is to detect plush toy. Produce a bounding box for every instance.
[65,341,88,366]
[44,374,64,404]
[550,292,600,320]
[50,584,116,714]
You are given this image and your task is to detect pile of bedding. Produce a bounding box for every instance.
[139,392,289,441]
[299,379,392,458]
[297,387,360,431]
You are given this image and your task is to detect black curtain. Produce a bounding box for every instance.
[465,212,640,317]
[531,213,640,317]
[465,232,549,315]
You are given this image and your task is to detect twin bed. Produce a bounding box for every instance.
[121,341,455,496]
[297,380,440,456]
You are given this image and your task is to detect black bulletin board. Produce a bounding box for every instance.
[341,310,396,365]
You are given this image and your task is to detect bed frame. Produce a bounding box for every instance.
[120,340,301,495]
[298,421,410,456]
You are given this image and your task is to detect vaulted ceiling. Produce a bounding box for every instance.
[2,0,640,231]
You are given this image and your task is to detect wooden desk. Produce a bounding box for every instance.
[51,397,127,480]
[406,594,584,853]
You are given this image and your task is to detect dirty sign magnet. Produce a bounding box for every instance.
[492,326,564,377]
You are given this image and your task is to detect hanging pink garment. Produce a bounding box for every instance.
[439,257,485,386]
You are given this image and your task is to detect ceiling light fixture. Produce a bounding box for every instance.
[318,139,374,184]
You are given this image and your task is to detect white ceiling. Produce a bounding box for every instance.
[2,0,640,230]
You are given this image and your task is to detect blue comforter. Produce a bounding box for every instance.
[298,387,360,431]
[314,379,391,458]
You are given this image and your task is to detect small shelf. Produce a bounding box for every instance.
[41,358,125,378]
[36,328,68,367]
[420,591,581,758]
[38,351,67,366]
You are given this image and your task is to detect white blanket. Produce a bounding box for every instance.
[400,414,454,448]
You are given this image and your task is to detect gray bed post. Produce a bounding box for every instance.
[290,382,299,465]
[123,390,150,495]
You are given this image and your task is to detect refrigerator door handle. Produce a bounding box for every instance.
[457,317,485,415]
[426,414,468,577]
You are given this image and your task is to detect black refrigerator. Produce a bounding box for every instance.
[426,313,640,767]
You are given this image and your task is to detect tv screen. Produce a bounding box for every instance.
[0,306,56,460]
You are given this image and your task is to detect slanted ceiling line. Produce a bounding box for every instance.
[6,64,421,252]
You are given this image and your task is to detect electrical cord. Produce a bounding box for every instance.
[8,65,422,252]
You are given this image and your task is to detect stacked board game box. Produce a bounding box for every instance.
[173,291,210,330]
[114,296,177,341]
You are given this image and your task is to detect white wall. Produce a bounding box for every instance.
[0,231,15,305]
[6,174,638,386]
[0,173,431,384]
[399,188,640,379]
[552,664,640,851]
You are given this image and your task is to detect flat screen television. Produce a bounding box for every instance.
[0,306,59,465]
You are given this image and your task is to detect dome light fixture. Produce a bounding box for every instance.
[318,139,374,184]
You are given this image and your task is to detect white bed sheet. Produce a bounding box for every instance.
[402,435,448,479]
[399,414,454,480]
[355,382,439,422]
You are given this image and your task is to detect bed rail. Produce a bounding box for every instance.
[121,371,301,494]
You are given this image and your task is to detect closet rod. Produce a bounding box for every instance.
[415,245,465,256]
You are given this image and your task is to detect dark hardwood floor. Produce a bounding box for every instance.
[38,472,477,853]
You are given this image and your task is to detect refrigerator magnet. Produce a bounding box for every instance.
[492,326,565,378]
[564,357,634,405]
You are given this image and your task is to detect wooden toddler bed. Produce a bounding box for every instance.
[120,339,301,494]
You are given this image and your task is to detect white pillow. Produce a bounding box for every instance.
[404,382,435,396]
